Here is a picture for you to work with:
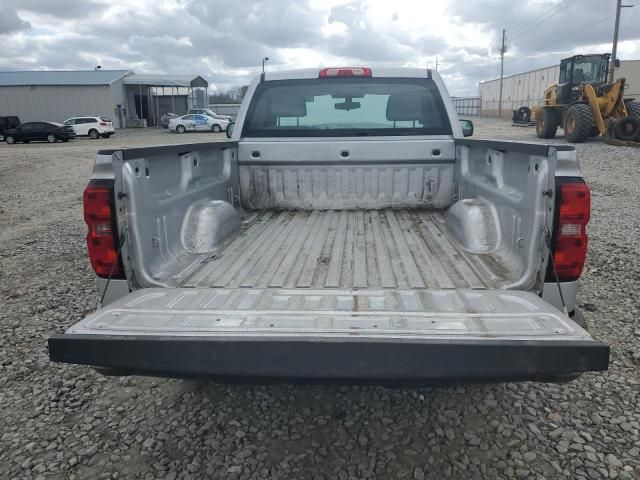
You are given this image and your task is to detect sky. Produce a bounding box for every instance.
[1,0,639,96]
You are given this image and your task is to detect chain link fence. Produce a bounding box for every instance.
[481,99,546,118]
[451,97,481,116]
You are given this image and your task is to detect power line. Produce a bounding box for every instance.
[509,1,566,34]
[502,13,615,72]
[532,13,615,55]
[510,0,579,37]
[510,0,581,41]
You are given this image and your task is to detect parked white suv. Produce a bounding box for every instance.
[63,117,114,139]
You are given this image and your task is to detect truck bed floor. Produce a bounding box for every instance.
[182,209,509,289]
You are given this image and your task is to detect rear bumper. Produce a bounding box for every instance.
[48,335,609,385]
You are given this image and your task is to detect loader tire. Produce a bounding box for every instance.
[613,116,640,141]
[536,107,559,139]
[513,106,531,123]
[564,104,593,143]
[626,100,640,119]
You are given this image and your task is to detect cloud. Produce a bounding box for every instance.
[0,3,31,34]
[325,2,434,62]
[190,1,325,49]
[448,0,640,77]
[1,0,639,95]
[16,0,108,19]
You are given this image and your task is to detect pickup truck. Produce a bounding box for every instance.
[49,67,609,384]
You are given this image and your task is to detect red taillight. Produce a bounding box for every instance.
[83,182,123,278]
[319,67,372,78]
[548,179,590,282]
[99,122,108,126]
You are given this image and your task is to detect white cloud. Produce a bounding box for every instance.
[0,0,638,96]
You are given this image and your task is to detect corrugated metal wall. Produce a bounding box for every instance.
[0,85,114,124]
[618,60,640,97]
[479,60,640,118]
[479,66,559,118]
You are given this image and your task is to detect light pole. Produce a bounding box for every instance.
[262,57,269,74]
[610,0,634,82]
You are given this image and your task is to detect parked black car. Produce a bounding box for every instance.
[3,122,76,144]
[0,116,21,141]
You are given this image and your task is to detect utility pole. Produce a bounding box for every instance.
[498,29,507,119]
[610,0,634,82]
[611,0,622,83]
[435,57,438,71]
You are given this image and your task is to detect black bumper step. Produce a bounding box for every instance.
[49,335,609,385]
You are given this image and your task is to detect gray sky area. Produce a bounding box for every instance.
[1,0,639,95]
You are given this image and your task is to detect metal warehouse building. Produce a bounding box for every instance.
[0,70,209,129]
[479,59,640,118]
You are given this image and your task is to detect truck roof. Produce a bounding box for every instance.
[262,67,434,81]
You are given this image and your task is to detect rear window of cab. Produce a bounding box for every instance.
[242,77,452,137]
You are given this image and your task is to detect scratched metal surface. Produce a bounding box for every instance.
[239,163,455,210]
[182,209,508,289]
[67,287,591,341]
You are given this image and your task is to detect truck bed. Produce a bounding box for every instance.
[181,209,509,290]
[50,71,610,384]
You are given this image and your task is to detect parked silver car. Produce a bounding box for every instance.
[168,114,229,133]
[188,108,233,122]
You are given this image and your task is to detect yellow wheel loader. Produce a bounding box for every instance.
[532,54,640,144]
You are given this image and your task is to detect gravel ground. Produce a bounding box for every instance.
[1,121,639,480]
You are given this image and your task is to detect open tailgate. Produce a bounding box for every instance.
[49,288,608,384]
